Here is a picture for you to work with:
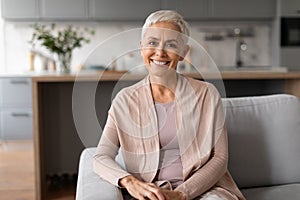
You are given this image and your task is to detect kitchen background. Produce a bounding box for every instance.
[0,2,272,74]
[2,1,300,200]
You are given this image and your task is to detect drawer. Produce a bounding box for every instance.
[0,78,32,107]
[0,108,33,140]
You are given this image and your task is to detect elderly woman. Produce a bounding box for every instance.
[94,10,245,200]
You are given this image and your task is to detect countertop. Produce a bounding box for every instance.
[2,68,300,82]
[31,69,300,82]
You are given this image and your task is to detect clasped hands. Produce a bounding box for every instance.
[120,175,186,200]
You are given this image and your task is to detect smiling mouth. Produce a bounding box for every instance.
[151,59,170,66]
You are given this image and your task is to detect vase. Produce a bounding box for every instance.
[54,52,72,74]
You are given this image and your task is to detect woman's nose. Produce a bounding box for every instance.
[155,46,166,57]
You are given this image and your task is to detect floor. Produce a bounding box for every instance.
[0,141,74,200]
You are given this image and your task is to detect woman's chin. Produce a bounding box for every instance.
[148,65,176,77]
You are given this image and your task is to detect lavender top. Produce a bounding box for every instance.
[154,101,183,188]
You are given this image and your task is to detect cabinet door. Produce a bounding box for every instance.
[89,0,161,20]
[281,0,300,17]
[0,109,33,140]
[0,78,32,107]
[281,48,300,70]
[1,0,38,19]
[161,0,210,19]
[211,0,276,19]
[40,0,88,19]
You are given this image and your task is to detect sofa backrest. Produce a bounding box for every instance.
[222,94,300,189]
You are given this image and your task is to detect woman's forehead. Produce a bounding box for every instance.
[143,27,184,42]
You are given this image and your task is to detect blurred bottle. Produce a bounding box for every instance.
[34,53,48,73]
[28,51,35,71]
[47,59,56,72]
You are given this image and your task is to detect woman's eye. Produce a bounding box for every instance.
[166,43,178,48]
[148,41,157,46]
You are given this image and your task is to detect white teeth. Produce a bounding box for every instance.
[153,60,167,65]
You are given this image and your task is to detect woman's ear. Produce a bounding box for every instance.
[179,44,190,61]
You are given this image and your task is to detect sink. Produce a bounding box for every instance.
[218,66,288,72]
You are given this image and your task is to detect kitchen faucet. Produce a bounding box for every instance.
[236,39,247,67]
[233,28,248,67]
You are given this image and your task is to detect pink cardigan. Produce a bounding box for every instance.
[94,74,245,200]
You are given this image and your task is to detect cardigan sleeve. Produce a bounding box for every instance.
[93,111,131,187]
[175,128,228,199]
[175,88,229,200]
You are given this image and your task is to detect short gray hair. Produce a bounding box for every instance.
[142,10,190,39]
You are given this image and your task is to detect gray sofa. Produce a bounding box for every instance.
[76,94,300,200]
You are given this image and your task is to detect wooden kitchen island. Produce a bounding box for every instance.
[32,70,300,199]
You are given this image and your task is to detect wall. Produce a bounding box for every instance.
[0,2,5,73]
[189,21,270,68]
[2,21,142,73]
[0,16,271,73]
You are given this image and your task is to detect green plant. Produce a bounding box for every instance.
[29,23,95,56]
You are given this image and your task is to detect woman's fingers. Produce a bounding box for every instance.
[143,191,158,200]
[162,190,186,200]
[120,175,166,200]
[146,184,166,200]
[135,183,166,200]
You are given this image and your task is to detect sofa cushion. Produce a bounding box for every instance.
[241,184,300,200]
[76,148,123,200]
[222,94,300,188]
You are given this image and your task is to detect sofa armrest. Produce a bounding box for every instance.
[76,148,123,200]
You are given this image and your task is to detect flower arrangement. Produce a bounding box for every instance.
[29,23,95,73]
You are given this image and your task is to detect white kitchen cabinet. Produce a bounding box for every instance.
[0,108,33,140]
[0,78,33,140]
[211,0,276,19]
[40,0,88,19]
[281,0,300,17]
[1,0,38,20]
[2,0,88,20]
[2,0,277,21]
[161,0,209,19]
[0,78,32,107]
[89,0,161,20]
[162,0,275,20]
[280,48,300,70]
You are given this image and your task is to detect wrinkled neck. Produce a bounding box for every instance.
[149,71,177,103]
[149,71,177,92]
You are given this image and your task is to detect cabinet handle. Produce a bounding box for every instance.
[11,113,31,117]
[10,80,29,84]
